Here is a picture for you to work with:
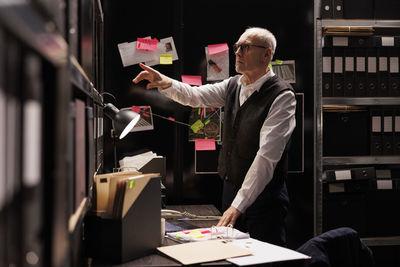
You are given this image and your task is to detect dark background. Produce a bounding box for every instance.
[101,0,314,249]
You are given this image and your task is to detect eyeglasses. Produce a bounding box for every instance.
[232,43,268,53]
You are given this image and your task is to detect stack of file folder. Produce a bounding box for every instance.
[85,171,162,263]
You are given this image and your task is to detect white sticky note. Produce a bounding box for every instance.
[395,116,400,132]
[345,57,354,72]
[377,180,392,190]
[323,57,331,73]
[372,116,381,132]
[379,57,388,71]
[368,57,377,73]
[390,57,399,73]
[333,37,348,46]
[384,116,393,132]
[381,37,395,47]
[335,170,351,180]
[329,183,345,193]
[334,57,343,73]
[356,57,365,72]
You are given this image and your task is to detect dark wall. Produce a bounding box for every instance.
[102,0,314,248]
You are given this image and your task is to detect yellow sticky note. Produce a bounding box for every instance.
[128,180,136,189]
[191,120,204,133]
[160,54,173,65]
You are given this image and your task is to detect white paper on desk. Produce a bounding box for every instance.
[117,37,158,67]
[157,240,252,265]
[119,151,162,171]
[226,238,310,266]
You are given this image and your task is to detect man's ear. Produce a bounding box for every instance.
[264,48,272,63]
[265,48,272,58]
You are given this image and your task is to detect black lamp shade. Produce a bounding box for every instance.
[103,103,140,139]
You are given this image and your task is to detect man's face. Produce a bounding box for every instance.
[234,33,270,75]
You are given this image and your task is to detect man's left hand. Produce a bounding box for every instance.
[217,206,241,227]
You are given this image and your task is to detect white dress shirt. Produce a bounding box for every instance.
[159,70,296,213]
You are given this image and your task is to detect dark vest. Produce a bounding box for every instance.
[218,74,295,192]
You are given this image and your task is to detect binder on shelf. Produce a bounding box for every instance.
[5,37,24,266]
[389,53,400,97]
[0,28,5,213]
[370,108,383,155]
[395,108,400,155]
[366,48,378,97]
[351,167,376,180]
[333,47,344,96]
[332,0,343,19]
[382,108,394,155]
[374,0,400,20]
[68,102,75,216]
[344,47,355,96]
[86,107,95,201]
[320,0,333,19]
[350,36,368,97]
[355,52,367,97]
[20,52,44,267]
[85,175,161,264]
[74,98,86,211]
[343,0,373,19]
[323,107,369,156]
[322,46,333,97]
[0,30,5,265]
[377,45,389,97]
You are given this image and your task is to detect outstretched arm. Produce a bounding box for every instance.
[132,63,172,90]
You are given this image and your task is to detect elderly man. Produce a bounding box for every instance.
[132,27,296,246]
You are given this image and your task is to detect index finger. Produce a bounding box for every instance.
[139,63,157,74]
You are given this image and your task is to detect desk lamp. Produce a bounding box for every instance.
[103,103,140,139]
[103,103,140,168]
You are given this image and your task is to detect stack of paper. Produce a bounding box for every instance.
[119,151,162,172]
[167,226,249,242]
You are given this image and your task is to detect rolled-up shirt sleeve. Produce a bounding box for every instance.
[231,90,297,213]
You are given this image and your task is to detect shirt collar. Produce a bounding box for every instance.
[237,67,275,92]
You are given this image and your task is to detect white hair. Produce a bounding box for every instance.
[244,27,277,57]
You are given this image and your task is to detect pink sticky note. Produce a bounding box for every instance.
[136,38,159,51]
[181,75,202,86]
[132,105,141,113]
[195,139,216,151]
[207,43,229,55]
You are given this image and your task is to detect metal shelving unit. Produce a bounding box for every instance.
[0,0,103,266]
[314,0,400,246]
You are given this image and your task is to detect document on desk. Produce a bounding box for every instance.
[226,238,310,266]
[157,240,252,265]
